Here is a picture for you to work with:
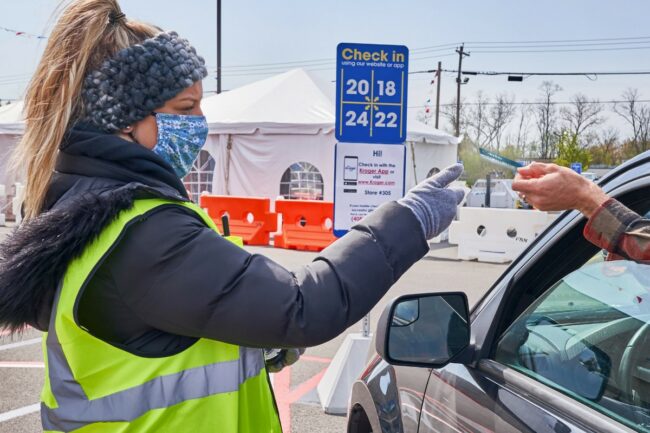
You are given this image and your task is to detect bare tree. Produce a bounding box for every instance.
[560,93,604,147]
[465,91,490,147]
[613,88,650,155]
[535,81,563,159]
[589,128,621,166]
[485,93,516,152]
[442,96,469,137]
[599,127,619,153]
[511,104,533,157]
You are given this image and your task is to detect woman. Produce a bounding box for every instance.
[0,1,464,431]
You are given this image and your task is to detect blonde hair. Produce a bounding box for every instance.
[11,0,159,220]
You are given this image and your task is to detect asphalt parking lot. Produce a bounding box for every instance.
[0,225,508,432]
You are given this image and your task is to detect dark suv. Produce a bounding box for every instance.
[348,152,650,433]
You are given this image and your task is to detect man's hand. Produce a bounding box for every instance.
[512,162,609,218]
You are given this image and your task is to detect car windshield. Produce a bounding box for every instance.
[536,261,650,321]
[496,261,650,432]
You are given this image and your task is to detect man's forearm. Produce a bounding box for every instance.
[583,199,650,262]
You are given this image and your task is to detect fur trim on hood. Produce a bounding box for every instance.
[0,125,189,334]
[0,189,135,332]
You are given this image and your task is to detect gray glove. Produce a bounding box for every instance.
[398,163,465,240]
[264,348,305,373]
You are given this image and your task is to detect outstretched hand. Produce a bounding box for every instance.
[398,163,466,240]
[512,162,609,217]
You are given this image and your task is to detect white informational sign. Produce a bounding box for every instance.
[333,142,406,237]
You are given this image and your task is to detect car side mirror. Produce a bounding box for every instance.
[376,292,470,368]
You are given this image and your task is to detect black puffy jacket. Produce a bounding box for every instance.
[0,125,428,356]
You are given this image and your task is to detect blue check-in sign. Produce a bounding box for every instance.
[335,43,409,144]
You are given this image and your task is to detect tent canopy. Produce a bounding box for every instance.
[406,116,459,146]
[202,68,334,135]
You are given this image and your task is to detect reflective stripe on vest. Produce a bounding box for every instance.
[40,199,282,433]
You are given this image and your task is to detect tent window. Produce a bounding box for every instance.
[183,150,215,203]
[279,162,324,200]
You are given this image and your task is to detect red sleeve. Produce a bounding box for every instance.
[583,198,650,264]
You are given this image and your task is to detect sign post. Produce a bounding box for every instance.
[319,43,409,415]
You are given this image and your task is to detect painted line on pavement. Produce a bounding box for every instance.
[273,354,331,433]
[0,361,44,368]
[0,337,42,351]
[300,355,332,364]
[0,403,40,423]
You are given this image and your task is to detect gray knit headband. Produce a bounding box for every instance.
[81,31,208,132]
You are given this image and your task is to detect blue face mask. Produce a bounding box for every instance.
[152,112,209,178]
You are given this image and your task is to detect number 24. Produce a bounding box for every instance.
[345,111,397,128]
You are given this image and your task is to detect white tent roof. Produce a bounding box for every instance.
[202,68,334,135]
[0,101,24,134]
[406,116,459,146]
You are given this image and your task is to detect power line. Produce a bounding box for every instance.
[467,40,650,49]
[463,35,650,44]
[470,45,650,54]
[198,36,650,71]
[410,68,650,77]
[408,99,650,108]
[216,35,650,70]
[209,42,650,75]
[3,36,650,81]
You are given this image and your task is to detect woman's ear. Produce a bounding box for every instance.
[117,117,157,149]
[116,125,135,143]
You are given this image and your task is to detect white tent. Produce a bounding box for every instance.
[0,102,24,186]
[0,69,460,201]
[201,68,459,201]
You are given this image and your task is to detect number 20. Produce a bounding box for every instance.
[346,79,369,96]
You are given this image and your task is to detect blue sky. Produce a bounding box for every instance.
[2,0,650,135]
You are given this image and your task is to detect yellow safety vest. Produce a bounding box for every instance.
[40,198,282,433]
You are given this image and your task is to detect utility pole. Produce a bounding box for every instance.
[216,0,222,94]
[435,61,442,129]
[455,44,470,137]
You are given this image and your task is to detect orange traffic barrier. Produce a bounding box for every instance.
[199,195,278,246]
[274,200,336,252]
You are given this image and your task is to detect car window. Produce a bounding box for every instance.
[494,261,650,432]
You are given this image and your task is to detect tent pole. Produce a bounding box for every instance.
[225,134,232,195]
[216,0,222,94]
[410,142,418,185]
[435,61,441,129]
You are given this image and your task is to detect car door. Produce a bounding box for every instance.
[418,156,650,433]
